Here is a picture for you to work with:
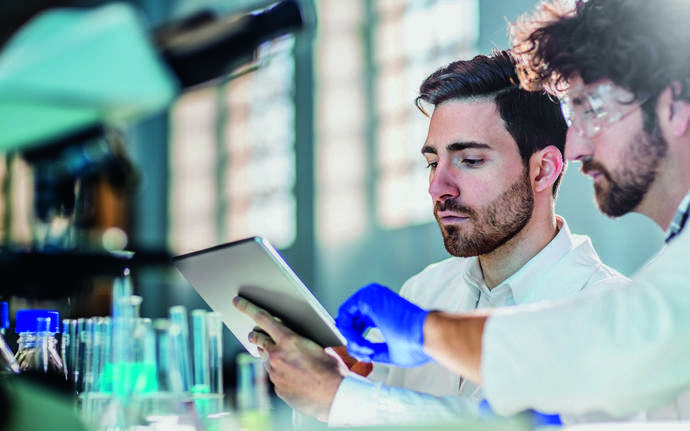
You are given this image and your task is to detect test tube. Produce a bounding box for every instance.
[153,319,172,392]
[35,316,53,374]
[169,305,192,392]
[81,318,95,394]
[61,319,75,381]
[131,317,156,394]
[112,295,142,397]
[112,270,133,308]
[159,319,186,394]
[94,317,111,393]
[73,318,86,393]
[110,271,135,398]
[110,271,133,366]
[191,309,209,394]
[206,312,223,395]
[78,317,111,425]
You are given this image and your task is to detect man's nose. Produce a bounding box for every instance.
[428,164,460,203]
[564,127,595,162]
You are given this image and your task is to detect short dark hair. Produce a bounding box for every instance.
[511,0,690,130]
[416,50,567,197]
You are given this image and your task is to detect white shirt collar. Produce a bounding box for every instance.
[463,216,579,305]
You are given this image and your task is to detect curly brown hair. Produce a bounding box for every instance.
[510,0,690,110]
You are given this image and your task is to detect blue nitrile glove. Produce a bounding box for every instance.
[335,283,432,367]
[531,410,562,427]
[480,399,561,428]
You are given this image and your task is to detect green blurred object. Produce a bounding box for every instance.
[1,376,90,431]
[239,409,272,431]
[99,361,158,396]
[0,2,179,152]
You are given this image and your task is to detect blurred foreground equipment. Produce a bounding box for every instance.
[0,1,305,429]
[0,0,305,301]
[155,0,304,88]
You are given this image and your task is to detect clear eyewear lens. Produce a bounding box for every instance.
[560,84,643,138]
[560,97,574,127]
[560,96,596,137]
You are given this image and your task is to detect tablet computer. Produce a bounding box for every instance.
[173,236,345,357]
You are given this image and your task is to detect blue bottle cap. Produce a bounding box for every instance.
[15,309,61,333]
[0,302,8,329]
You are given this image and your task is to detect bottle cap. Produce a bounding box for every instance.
[0,302,8,329]
[15,309,60,333]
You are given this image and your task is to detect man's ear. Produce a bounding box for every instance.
[658,83,690,138]
[530,145,564,194]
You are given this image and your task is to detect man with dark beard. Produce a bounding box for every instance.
[233,50,628,426]
[335,0,690,423]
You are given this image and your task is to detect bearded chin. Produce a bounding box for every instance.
[594,181,645,218]
[442,225,492,257]
[594,127,667,218]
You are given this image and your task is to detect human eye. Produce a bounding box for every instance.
[584,93,607,120]
[423,153,438,169]
[453,154,484,168]
[579,100,598,120]
[587,105,607,120]
[461,157,484,168]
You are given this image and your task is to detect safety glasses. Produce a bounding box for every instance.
[560,83,647,138]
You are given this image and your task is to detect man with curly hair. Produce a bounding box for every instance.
[335,0,690,421]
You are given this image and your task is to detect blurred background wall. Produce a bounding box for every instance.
[121,0,663,359]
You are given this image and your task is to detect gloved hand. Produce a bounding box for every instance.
[480,399,562,428]
[335,283,432,367]
[530,410,562,427]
